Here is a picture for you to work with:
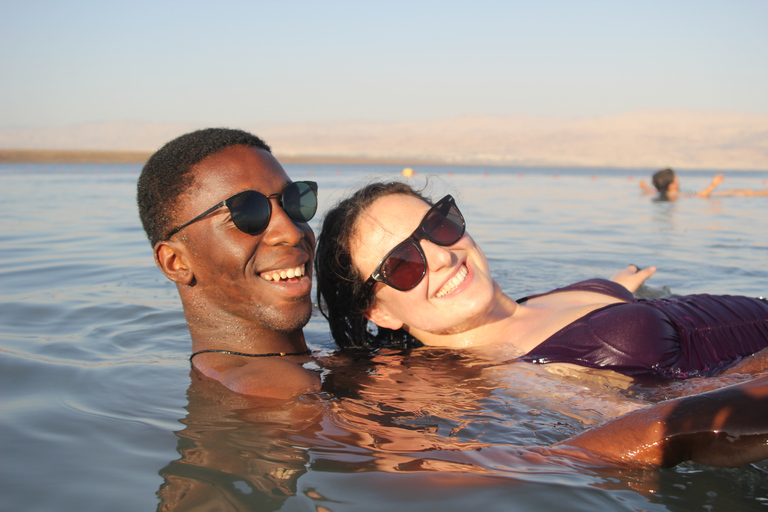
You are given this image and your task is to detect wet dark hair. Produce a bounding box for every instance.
[137,127,271,247]
[651,168,676,195]
[315,181,431,350]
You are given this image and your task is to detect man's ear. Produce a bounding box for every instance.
[154,240,195,285]
[364,302,404,330]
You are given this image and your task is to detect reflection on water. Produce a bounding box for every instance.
[157,350,630,511]
[158,349,768,511]
[157,373,317,510]
[2,164,768,511]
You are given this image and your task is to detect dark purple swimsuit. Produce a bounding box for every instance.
[517,279,768,379]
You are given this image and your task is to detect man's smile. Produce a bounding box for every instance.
[259,264,307,282]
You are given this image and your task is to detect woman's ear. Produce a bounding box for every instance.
[154,240,195,285]
[364,302,404,330]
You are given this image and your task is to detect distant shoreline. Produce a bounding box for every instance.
[1,149,765,172]
[0,149,153,164]
[0,149,448,166]
[3,111,767,170]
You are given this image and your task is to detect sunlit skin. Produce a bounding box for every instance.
[558,374,768,467]
[153,145,320,398]
[352,194,658,354]
[352,194,516,347]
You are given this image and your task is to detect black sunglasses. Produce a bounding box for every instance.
[165,181,318,239]
[364,195,466,292]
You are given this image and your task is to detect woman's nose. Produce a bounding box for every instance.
[420,239,454,271]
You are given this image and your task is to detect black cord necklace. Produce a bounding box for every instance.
[189,348,311,362]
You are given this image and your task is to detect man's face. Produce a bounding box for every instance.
[172,145,315,333]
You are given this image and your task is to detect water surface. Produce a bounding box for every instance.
[1,163,767,511]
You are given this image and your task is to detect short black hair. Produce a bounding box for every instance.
[652,168,676,195]
[137,127,271,246]
[315,181,430,350]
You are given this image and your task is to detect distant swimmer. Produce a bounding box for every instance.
[640,167,768,201]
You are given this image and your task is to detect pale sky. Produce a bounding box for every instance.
[1,0,766,129]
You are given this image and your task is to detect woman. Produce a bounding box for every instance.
[315,182,768,379]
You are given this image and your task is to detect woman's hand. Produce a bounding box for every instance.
[610,264,657,293]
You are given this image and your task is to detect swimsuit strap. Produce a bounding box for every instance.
[189,348,311,362]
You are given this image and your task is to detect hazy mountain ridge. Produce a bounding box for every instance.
[1,110,766,169]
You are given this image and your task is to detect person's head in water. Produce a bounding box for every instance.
[137,127,316,333]
[316,181,498,350]
[651,168,678,196]
[315,182,427,349]
[137,128,320,398]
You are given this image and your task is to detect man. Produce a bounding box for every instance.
[137,128,320,399]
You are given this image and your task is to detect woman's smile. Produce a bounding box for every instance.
[435,262,469,298]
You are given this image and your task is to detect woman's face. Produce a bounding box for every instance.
[350,194,497,340]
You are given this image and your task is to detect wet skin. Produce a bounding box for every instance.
[153,145,319,398]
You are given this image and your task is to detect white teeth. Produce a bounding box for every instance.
[435,265,468,298]
[261,266,305,282]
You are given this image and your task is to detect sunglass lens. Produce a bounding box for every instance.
[381,242,426,291]
[283,182,318,222]
[424,204,464,245]
[229,191,271,235]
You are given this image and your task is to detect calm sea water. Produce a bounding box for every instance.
[1,163,767,511]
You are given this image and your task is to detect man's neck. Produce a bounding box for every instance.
[183,306,308,355]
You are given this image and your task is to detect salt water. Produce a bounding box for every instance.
[1,163,767,511]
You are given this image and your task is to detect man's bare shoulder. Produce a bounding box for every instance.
[193,353,322,399]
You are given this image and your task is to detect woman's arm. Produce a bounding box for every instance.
[610,265,657,293]
[556,375,768,467]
